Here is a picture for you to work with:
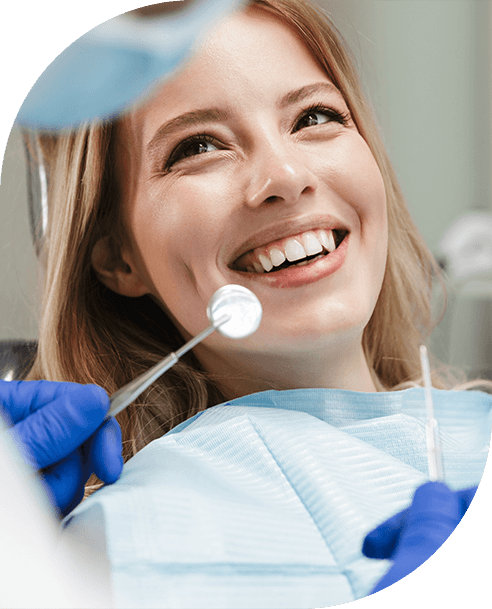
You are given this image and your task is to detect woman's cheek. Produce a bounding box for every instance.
[341,148,386,224]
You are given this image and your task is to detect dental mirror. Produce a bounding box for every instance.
[207,284,262,339]
[108,284,262,417]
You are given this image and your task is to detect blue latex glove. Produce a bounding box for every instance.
[16,0,244,129]
[363,481,477,594]
[0,379,123,517]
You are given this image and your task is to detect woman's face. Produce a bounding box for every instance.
[113,8,388,366]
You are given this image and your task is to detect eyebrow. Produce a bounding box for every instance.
[145,82,342,160]
[278,81,341,108]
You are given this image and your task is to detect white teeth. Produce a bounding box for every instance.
[269,247,286,267]
[259,253,273,272]
[301,232,323,256]
[244,228,342,273]
[318,229,336,253]
[284,238,307,262]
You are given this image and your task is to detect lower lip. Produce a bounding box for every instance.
[237,234,349,288]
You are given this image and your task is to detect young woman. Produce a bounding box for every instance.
[21,0,491,605]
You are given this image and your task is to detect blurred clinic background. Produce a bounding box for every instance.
[0,0,491,380]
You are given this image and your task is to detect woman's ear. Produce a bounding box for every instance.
[91,236,148,297]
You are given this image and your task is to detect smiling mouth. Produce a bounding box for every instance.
[232,228,348,274]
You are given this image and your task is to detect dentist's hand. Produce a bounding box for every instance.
[16,0,245,129]
[363,481,477,594]
[0,379,123,517]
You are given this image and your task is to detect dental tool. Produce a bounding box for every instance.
[419,345,444,481]
[108,285,262,417]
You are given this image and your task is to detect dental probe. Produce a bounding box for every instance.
[419,345,444,481]
[108,285,262,417]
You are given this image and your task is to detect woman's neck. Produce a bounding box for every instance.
[195,339,379,401]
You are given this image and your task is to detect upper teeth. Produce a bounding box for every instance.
[242,229,338,273]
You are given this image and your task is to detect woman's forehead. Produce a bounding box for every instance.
[130,8,335,133]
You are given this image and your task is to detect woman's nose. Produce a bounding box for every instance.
[243,139,319,209]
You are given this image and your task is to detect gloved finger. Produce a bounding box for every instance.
[0,379,99,423]
[386,482,460,577]
[370,483,461,595]
[458,485,478,515]
[85,417,124,484]
[402,481,461,546]
[362,508,409,559]
[0,379,58,423]
[41,449,87,518]
[11,384,110,469]
[369,482,461,564]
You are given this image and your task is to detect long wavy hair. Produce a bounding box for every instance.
[25,0,489,495]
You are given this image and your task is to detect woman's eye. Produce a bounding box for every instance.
[298,112,330,129]
[165,136,219,170]
[293,106,349,133]
[180,139,217,159]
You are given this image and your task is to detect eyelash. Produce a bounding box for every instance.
[162,104,351,172]
[164,134,218,172]
[294,103,351,131]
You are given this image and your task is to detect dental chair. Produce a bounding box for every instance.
[0,340,37,381]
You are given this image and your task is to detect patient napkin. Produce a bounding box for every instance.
[64,387,492,608]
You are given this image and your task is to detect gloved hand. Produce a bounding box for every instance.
[363,481,477,594]
[17,0,245,129]
[0,379,123,518]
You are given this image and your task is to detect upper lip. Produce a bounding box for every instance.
[227,214,350,268]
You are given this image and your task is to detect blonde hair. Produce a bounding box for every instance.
[26,0,490,495]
